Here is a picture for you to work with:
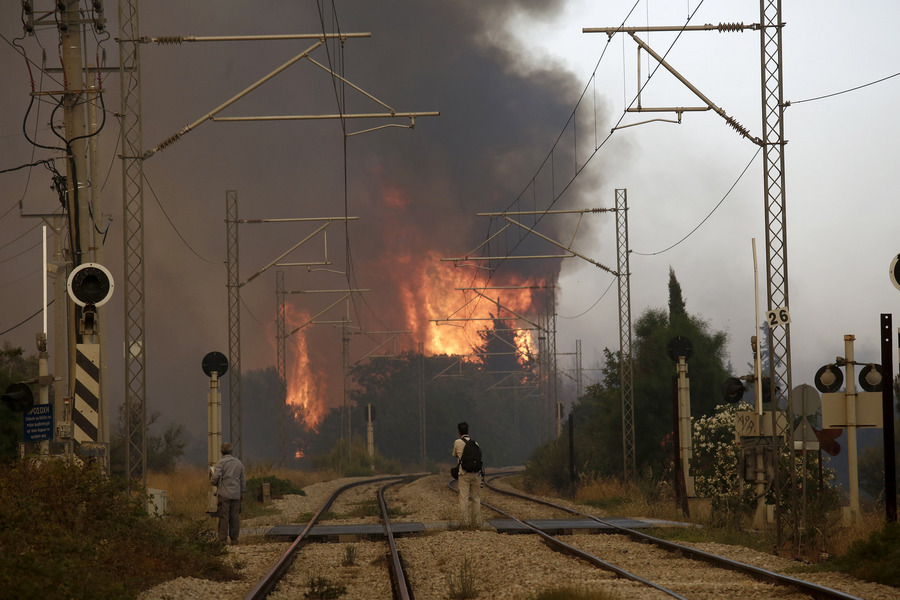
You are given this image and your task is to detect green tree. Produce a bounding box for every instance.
[668,266,687,325]
[527,269,731,484]
[109,406,187,475]
[475,315,535,380]
[340,345,542,472]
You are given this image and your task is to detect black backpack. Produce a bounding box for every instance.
[459,437,483,473]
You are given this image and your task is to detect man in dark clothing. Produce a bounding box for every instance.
[210,442,246,545]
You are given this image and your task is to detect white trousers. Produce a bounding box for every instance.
[458,470,481,526]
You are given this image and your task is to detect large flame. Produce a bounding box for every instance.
[283,304,327,431]
[393,249,543,363]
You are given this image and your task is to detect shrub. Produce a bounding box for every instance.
[690,402,840,529]
[446,557,478,599]
[826,522,900,587]
[246,474,306,501]
[0,460,237,599]
[310,438,402,476]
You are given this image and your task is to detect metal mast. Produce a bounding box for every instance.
[615,189,635,479]
[575,339,583,399]
[119,0,147,487]
[225,190,243,457]
[276,271,288,465]
[759,0,795,545]
[548,285,559,439]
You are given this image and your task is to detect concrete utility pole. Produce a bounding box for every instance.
[36,0,111,464]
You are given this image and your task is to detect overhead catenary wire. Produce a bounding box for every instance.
[558,276,617,320]
[143,173,217,264]
[480,0,694,278]
[790,70,900,105]
[631,145,762,256]
[0,300,55,337]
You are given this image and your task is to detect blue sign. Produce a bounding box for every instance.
[24,403,54,443]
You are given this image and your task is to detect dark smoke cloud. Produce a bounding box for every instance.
[147,0,605,461]
[0,1,606,463]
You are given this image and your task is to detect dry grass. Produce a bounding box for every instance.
[574,475,683,521]
[572,475,893,562]
[823,509,887,556]
[146,463,338,519]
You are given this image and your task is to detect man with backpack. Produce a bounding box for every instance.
[452,421,484,528]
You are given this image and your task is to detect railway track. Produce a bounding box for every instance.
[175,473,890,600]
[476,475,863,600]
[243,474,419,600]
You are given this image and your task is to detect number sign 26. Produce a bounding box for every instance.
[766,307,791,328]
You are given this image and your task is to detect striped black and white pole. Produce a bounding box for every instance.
[73,343,101,444]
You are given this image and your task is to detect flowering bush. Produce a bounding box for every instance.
[689,402,840,526]
[690,403,754,512]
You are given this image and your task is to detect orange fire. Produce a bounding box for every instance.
[283,304,327,431]
[393,249,544,364]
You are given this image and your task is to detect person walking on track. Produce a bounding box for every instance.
[452,421,484,528]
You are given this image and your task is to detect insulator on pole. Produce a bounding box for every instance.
[717,22,746,32]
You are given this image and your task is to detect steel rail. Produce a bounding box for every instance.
[378,478,416,600]
[448,478,687,599]
[484,476,863,600]
[243,475,406,600]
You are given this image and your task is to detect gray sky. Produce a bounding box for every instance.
[2,1,898,461]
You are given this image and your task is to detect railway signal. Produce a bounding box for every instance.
[2,382,35,413]
[667,336,695,515]
[889,254,900,291]
[814,335,884,525]
[203,351,228,515]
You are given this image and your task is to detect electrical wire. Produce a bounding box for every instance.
[143,173,218,264]
[0,31,64,89]
[790,71,900,105]
[0,267,39,290]
[0,221,41,254]
[632,145,762,256]
[0,300,55,337]
[481,0,649,277]
[558,276,616,319]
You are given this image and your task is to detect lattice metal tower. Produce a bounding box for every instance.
[547,284,558,439]
[759,0,796,542]
[225,191,243,457]
[276,271,288,465]
[118,0,147,487]
[575,339,583,399]
[615,189,636,480]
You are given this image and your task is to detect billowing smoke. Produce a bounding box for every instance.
[0,1,608,461]
[266,1,606,429]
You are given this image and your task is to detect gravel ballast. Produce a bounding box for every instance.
[138,474,900,600]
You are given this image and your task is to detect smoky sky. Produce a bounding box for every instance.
[1,1,608,463]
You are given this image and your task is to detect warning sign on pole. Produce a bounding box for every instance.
[74,344,100,443]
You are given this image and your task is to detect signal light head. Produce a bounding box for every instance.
[858,364,883,392]
[814,364,844,394]
[1,383,35,413]
[67,263,114,307]
[722,377,745,402]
